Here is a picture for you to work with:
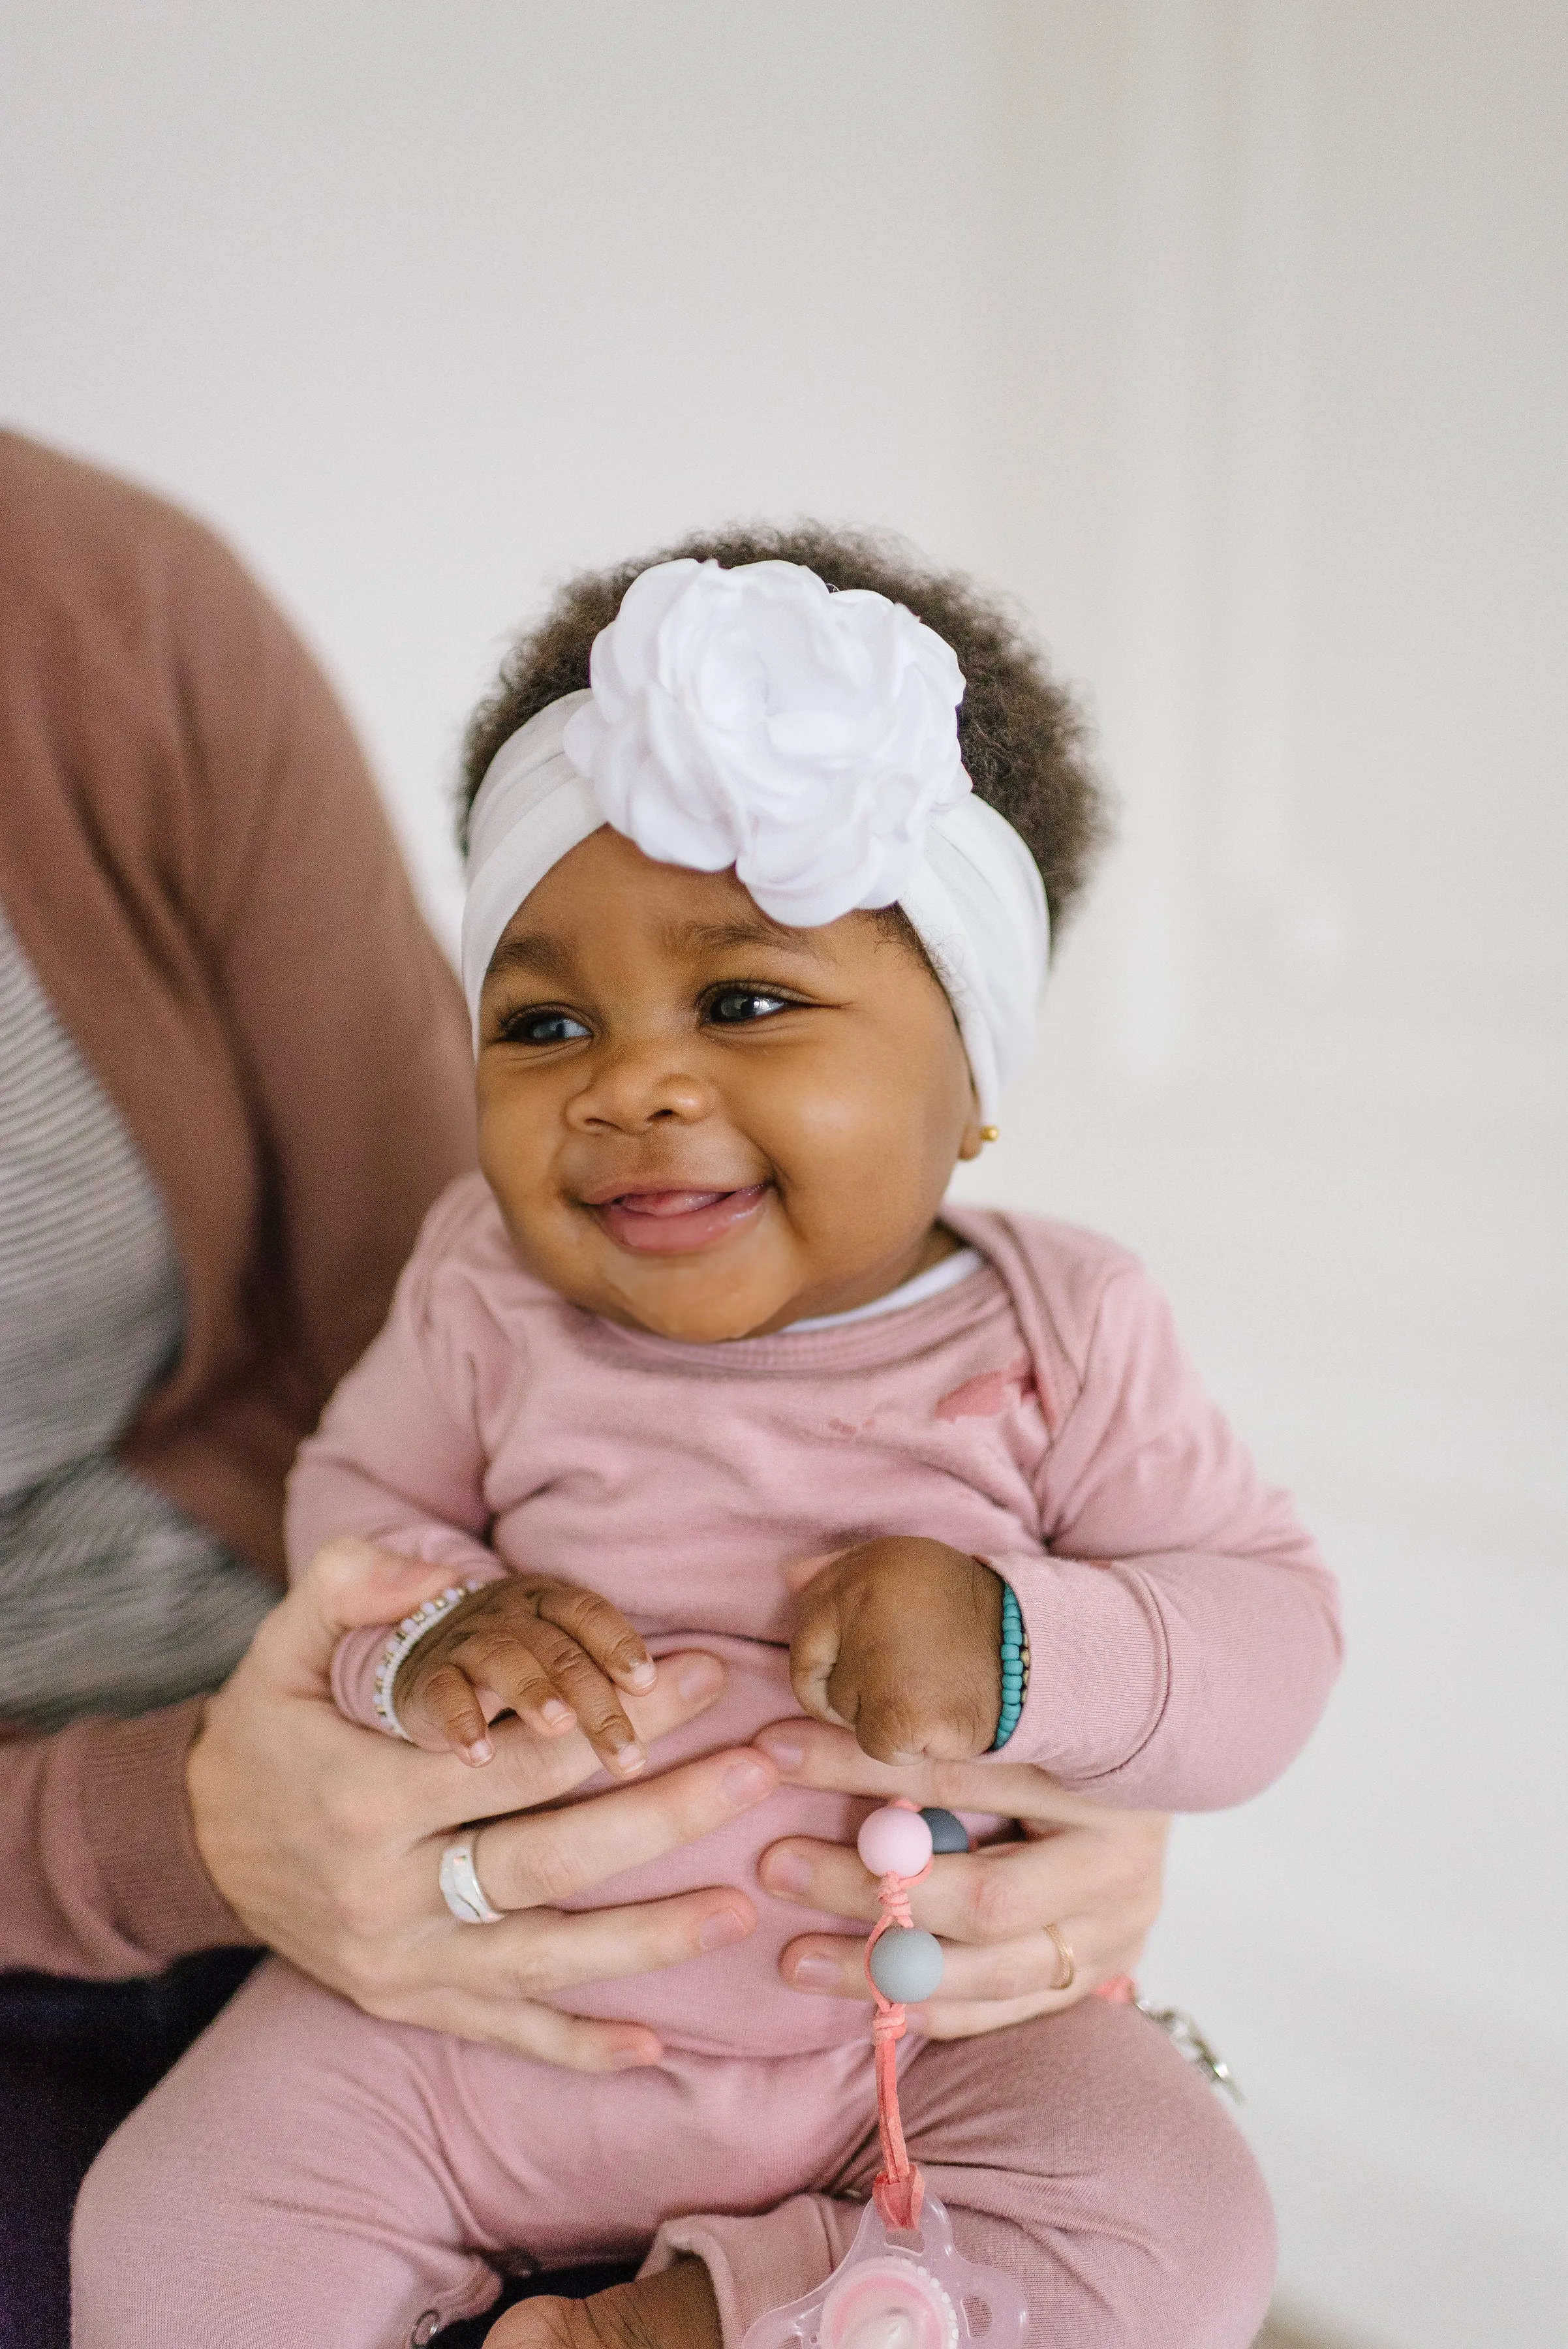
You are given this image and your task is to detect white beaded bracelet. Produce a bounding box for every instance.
[372,1578,489,1740]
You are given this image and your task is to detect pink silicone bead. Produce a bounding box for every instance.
[856,1805,934,1879]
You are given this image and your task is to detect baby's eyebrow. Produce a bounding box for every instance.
[485,932,573,983]
[668,917,826,960]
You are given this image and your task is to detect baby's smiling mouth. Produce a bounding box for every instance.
[585,1184,770,1257]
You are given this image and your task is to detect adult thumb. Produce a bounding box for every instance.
[250,1540,455,1694]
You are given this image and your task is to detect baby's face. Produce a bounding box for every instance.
[476,827,983,1342]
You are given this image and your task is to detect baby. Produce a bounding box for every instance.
[74,532,1340,2349]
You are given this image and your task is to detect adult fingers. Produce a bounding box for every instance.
[471,1745,778,1911]
[375,1982,664,2071]
[397,1649,731,1835]
[915,1914,1152,2034]
[431,1884,758,2003]
[758,1828,1110,1947]
[779,1922,1088,2004]
[780,1551,840,1597]
[752,1715,1092,1824]
[912,1989,1083,2040]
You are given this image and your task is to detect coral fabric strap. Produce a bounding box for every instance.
[862,1803,934,2232]
[859,1798,1138,2236]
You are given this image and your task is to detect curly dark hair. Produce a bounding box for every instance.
[460,523,1111,943]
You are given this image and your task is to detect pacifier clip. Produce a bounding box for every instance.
[742,1800,1030,2349]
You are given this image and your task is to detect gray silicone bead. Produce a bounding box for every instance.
[868,1927,945,2002]
[919,1806,969,1854]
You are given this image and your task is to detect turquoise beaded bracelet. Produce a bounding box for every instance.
[991,1580,1029,1749]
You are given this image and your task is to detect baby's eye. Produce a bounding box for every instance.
[500,1007,592,1046]
[704,985,796,1026]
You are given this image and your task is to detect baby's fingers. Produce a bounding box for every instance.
[787,1588,854,1729]
[459,1618,645,1779]
[454,1638,580,1745]
[397,1660,495,1766]
[532,1584,656,1695]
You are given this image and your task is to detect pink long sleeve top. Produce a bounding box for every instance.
[287,1173,1340,2060]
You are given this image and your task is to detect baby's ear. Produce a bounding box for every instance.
[782,1550,843,1596]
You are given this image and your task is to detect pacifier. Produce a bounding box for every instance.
[741,2181,1028,2349]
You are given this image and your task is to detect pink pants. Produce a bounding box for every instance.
[72,1956,1274,2349]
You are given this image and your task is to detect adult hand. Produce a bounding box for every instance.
[750,1719,1165,2036]
[186,1541,777,2070]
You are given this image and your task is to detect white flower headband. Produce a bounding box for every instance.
[461,557,1049,1124]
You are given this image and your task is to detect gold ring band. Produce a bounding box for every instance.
[1044,1922,1075,1993]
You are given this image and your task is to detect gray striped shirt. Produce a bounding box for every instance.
[0,899,275,1731]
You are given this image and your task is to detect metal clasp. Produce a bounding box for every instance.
[1134,1999,1243,2102]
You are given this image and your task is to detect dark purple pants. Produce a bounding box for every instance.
[0,1954,631,2349]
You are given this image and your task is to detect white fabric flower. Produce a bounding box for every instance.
[561,558,969,927]
[463,557,1050,1119]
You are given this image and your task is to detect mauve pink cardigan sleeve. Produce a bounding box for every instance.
[0,437,476,1976]
[953,1208,1342,1810]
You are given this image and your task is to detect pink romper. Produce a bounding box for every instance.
[72,1179,1340,2349]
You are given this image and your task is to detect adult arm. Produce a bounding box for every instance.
[0,442,479,1974]
[0,437,478,1574]
[0,1707,251,1979]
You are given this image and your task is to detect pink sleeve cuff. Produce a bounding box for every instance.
[642,2194,860,2349]
[80,1700,259,1964]
[330,1540,506,1733]
[985,1544,1342,1808]
[983,1552,1167,1785]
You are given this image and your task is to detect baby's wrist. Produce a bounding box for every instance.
[373,1578,490,1740]
[990,1578,1030,1749]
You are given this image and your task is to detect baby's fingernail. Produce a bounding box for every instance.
[628,1658,657,1691]
[615,1742,647,1773]
[755,1727,805,1773]
[722,1757,774,1807]
[699,1907,750,1951]
[542,1699,574,1727]
[463,1737,493,1765]
[678,1655,724,1702]
[787,1954,843,1991]
[761,1848,812,1896]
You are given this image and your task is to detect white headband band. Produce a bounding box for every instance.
[461,558,1049,1124]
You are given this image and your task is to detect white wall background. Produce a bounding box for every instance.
[3,5,1564,2343]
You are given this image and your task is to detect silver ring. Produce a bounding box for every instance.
[438,1830,504,1925]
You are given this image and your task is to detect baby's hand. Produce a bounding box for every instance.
[788,1538,1004,1766]
[393,1577,658,1776]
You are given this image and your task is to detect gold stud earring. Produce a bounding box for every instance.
[979,1126,1000,1144]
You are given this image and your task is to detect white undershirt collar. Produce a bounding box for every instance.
[784,1245,983,1334]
